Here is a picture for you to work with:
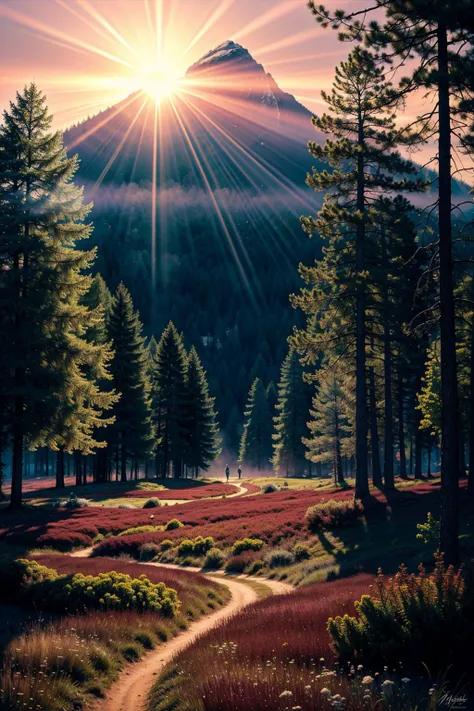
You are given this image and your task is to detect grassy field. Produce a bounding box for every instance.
[0,552,230,711]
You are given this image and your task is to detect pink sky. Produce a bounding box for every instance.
[0,0,353,127]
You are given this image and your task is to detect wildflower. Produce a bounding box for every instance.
[381,680,394,688]
[357,665,363,671]
[401,677,410,684]
[363,695,371,704]
[362,676,374,685]
[320,688,332,697]
[279,690,293,698]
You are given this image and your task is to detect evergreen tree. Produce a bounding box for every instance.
[309,0,474,573]
[183,346,221,477]
[291,48,425,499]
[108,283,153,481]
[239,378,272,471]
[80,273,115,484]
[0,84,103,507]
[305,365,353,485]
[272,349,312,477]
[151,322,188,477]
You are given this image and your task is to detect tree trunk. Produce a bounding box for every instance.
[334,407,345,485]
[469,304,474,494]
[381,230,394,489]
[56,448,65,489]
[415,427,423,479]
[121,435,127,482]
[354,115,369,499]
[398,381,407,479]
[10,397,24,509]
[427,445,432,478]
[437,24,459,565]
[75,452,81,486]
[369,366,383,488]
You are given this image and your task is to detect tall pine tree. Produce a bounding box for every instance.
[272,349,312,477]
[108,283,153,481]
[0,84,103,507]
[239,378,272,471]
[305,365,354,485]
[183,346,221,477]
[151,322,188,477]
[292,48,425,499]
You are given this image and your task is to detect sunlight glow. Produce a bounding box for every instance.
[139,65,181,103]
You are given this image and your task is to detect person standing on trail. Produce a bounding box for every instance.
[225,465,230,482]
[237,466,242,480]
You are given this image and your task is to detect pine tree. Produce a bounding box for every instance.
[0,84,106,507]
[108,283,153,481]
[304,366,354,484]
[309,0,474,573]
[239,378,272,471]
[183,346,221,477]
[291,48,425,499]
[272,349,312,477]
[151,322,188,477]
[80,273,114,484]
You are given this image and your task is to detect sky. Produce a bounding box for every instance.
[0,0,354,128]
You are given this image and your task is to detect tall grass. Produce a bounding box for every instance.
[0,558,230,711]
[148,575,373,711]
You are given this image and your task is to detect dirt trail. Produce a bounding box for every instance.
[95,573,269,711]
[69,548,290,711]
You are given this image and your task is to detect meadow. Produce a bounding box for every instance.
[0,553,230,711]
[1,475,473,711]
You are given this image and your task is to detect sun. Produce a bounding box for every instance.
[140,65,180,103]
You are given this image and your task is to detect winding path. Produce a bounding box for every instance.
[70,549,291,711]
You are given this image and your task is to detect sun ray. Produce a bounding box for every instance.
[232,1,298,42]
[0,4,135,69]
[66,92,142,150]
[90,94,148,194]
[254,28,320,57]
[168,97,259,311]
[182,0,235,57]
[178,94,298,275]
[155,0,163,65]
[75,0,137,56]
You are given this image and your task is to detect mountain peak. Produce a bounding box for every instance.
[186,40,259,74]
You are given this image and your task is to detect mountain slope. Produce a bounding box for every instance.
[63,42,322,448]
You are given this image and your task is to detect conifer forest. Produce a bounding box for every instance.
[0,2,474,710]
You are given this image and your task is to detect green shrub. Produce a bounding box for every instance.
[135,482,165,491]
[416,512,440,544]
[263,483,279,493]
[328,557,472,674]
[0,558,58,599]
[24,570,180,616]
[232,538,264,555]
[139,543,160,561]
[165,518,183,531]
[247,559,264,575]
[203,548,225,570]
[265,549,295,568]
[160,539,173,551]
[178,536,215,557]
[293,543,311,562]
[143,497,161,509]
[177,539,194,556]
[305,499,364,531]
[118,525,163,537]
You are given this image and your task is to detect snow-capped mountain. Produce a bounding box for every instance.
[64,40,318,189]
